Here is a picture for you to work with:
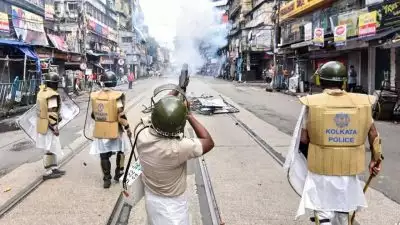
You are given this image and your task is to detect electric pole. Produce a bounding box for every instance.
[273,0,281,90]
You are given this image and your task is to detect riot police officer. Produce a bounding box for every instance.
[36,72,66,180]
[295,61,383,225]
[179,63,189,93]
[89,71,132,188]
[134,89,214,224]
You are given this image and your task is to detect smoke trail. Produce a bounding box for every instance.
[173,0,229,73]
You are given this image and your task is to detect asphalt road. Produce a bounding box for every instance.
[0,78,161,178]
[202,76,400,204]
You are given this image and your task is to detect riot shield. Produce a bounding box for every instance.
[83,83,102,141]
[284,105,307,196]
[16,88,80,143]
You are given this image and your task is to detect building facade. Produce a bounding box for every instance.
[276,0,400,94]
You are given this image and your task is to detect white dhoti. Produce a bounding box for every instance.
[144,187,189,225]
[36,131,63,155]
[296,171,367,225]
[89,133,128,155]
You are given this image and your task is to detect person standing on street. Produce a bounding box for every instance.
[179,63,190,93]
[347,65,357,92]
[128,71,134,89]
[36,72,66,180]
[89,71,132,188]
[296,61,383,225]
[135,90,214,225]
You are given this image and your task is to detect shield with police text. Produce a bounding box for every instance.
[284,105,308,196]
[17,88,80,143]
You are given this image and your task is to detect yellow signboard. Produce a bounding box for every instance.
[0,12,9,33]
[279,0,333,22]
[358,11,377,37]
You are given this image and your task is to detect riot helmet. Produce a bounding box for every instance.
[100,71,117,88]
[151,95,188,137]
[44,72,60,90]
[318,61,347,89]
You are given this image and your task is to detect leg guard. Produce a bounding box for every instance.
[114,152,125,182]
[100,151,112,188]
[43,152,57,170]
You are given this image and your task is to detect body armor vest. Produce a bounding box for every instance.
[91,90,123,139]
[36,85,60,134]
[299,90,375,176]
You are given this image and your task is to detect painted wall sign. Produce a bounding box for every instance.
[338,10,363,37]
[358,11,377,37]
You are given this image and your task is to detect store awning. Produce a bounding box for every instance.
[290,40,314,49]
[0,39,40,72]
[47,34,68,51]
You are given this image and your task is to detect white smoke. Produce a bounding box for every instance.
[172,0,229,72]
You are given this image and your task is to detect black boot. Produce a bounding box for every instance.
[114,152,125,182]
[101,159,112,188]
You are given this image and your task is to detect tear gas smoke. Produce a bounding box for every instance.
[172,0,230,74]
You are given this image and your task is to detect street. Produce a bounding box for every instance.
[0,76,399,225]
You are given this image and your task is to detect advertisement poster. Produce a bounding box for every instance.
[304,22,312,41]
[338,10,363,37]
[11,6,48,46]
[358,11,377,37]
[0,12,9,33]
[313,28,324,47]
[334,25,347,46]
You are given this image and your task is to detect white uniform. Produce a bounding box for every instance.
[296,107,367,224]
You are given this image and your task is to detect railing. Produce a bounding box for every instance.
[0,79,41,109]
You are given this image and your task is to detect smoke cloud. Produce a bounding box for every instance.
[173,0,229,72]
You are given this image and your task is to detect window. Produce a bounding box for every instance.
[67,3,78,11]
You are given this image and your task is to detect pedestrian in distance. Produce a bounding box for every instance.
[128,72,134,89]
[134,88,214,225]
[293,61,383,225]
[347,65,357,92]
[36,72,66,180]
[89,71,133,188]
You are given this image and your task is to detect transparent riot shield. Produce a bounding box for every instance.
[16,88,80,143]
[83,83,102,141]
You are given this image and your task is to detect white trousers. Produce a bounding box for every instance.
[315,211,349,225]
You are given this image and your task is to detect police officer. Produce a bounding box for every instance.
[135,90,214,225]
[36,72,66,180]
[89,71,132,188]
[296,61,383,225]
[179,63,189,93]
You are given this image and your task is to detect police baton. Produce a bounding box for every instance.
[350,158,383,224]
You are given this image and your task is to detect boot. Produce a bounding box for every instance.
[101,159,112,188]
[52,168,66,176]
[114,153,125,182]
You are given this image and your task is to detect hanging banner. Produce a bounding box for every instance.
[304,22,313,41]
[11,6,48,46]
[45,4,55,20]
[358,11,377,37]
[338,10,362,37]
[0,12,9,33]
[313,28,324,47]
[334,25,347,46]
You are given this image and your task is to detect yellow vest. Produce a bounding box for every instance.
[36,85,60,134]
[299,90,376,176]
[91,89,123,139]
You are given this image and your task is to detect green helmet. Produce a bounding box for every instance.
[151,95,188,137]
[319,61,347,82]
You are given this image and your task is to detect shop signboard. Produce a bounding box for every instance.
[358,11,377,37]
[45,4,55,20]
[304,22,313,41]
[88,16,109,38]
[338,10,363,37]
[366,0,383,6]
[313,28,324,47]
[0,12,9,33]
[369,1,400,29]
[334,24,347,46]
[279,0,333,22]
[100,56,113,65]
[11,6,48,46]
